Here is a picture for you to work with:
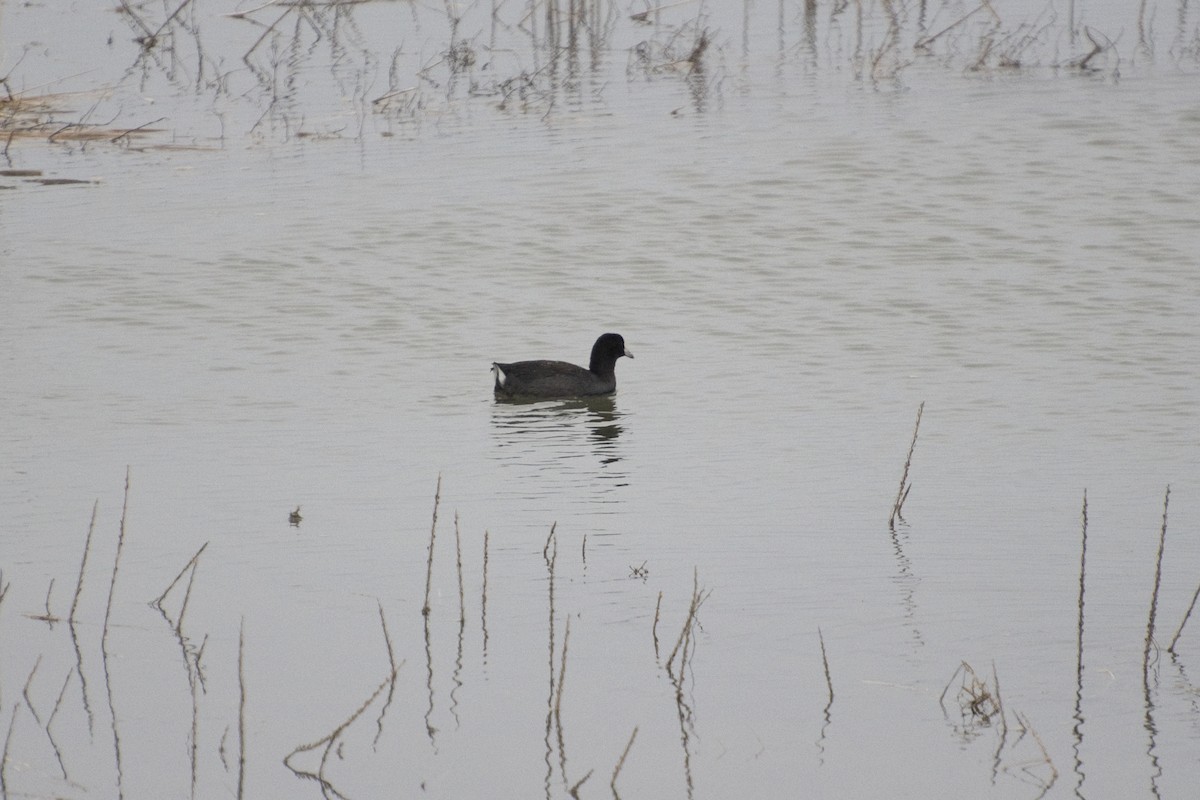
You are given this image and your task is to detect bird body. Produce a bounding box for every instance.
[493,333,633,399]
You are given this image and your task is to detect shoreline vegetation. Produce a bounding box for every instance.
[3,0,1192,158]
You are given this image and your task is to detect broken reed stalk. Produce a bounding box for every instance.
[422,474,442,617]
[284,674,393,794]
[611,725,638,796]
[818,627,834,709]
[237,617,246,800]
[889,402,924,529]
[152,541,209,612]
[1142,485,1170,679]
[70,500,100,624]
[568,768,593,798]
[23,656,44,725]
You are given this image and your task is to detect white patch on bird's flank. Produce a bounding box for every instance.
[492,363,507,387]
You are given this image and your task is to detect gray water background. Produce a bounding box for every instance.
[2,0,1200,798]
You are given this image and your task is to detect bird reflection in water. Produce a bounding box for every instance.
[490,394,627,474]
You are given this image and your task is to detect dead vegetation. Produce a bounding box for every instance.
[1,0,1161,153]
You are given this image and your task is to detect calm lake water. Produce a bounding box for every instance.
[3,1,1199,798]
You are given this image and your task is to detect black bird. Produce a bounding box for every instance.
[492,333,633,399]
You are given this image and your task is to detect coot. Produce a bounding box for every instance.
[492,333,633,399]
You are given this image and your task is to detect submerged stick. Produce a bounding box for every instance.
[422,474,442,617]
[1143,486,1170,680]
[889,402,924,529]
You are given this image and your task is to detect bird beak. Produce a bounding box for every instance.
[625,348,634,359]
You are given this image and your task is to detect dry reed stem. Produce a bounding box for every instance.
[1074,490,1088,700]
[101,467,132,795]
[47,668,72,780]
[1168,582,1200,655]
[375,601,401,745]
[27,579,60,625]
[889,402,924,528]
[22,656,45,725]
[611,725,638,797]
[454,512,466,623]
[422,474,442,617]
[818,627,834,709]
[569,768,593,798]
[152,542,210,628]
[991,660,1008,737]
[666,568,709,679]
[554,616,572,787]
[482,529,490,658]
[238,617,246,800]
[284,674,393,797]
[1014,710,1058,789]
[1,703,18,797]
[1143,485,1170,680]
[652,590,663,658]
[70,500,100,624]
[102,467,132,638]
